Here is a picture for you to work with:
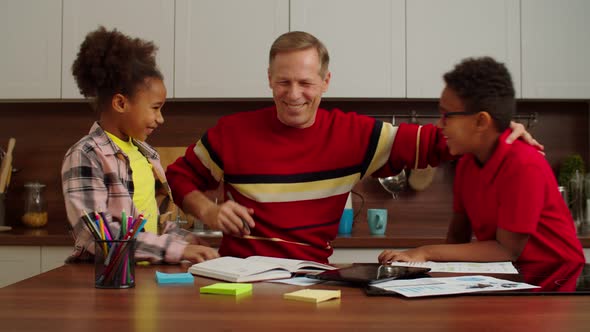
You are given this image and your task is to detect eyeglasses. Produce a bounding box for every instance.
[440,110,480,124]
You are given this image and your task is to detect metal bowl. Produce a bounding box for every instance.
[378,170,407,198]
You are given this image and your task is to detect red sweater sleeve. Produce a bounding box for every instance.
[165,141,221,208]
[388,123,452,172]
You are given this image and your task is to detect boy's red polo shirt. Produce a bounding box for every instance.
[454,130,585,262]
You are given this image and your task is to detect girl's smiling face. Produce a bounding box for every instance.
[120,77,167,141]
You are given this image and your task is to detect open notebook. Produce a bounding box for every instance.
[188,256,336,282]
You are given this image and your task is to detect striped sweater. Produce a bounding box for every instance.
[166,107,449,263]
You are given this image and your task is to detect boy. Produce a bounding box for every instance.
[379,57,584,263]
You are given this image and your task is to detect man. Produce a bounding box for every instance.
[167,31,539,263]
[379,57,583,263]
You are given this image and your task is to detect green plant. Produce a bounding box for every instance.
[558,154,585,187]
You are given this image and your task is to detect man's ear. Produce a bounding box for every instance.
[112,93,127,114]
[267,68,273,89]
[322,71,331,93]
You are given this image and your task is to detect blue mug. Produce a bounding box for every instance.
[338,208,354,234]
[367,209,387,235]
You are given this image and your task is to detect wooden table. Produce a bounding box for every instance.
[1,264,590,331]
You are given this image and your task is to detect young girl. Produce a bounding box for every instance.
[62,26,219,264]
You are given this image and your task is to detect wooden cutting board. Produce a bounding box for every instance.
[0,138,16,193]
[155,146,187,169]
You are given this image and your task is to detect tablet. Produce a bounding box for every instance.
[307,263,431,285]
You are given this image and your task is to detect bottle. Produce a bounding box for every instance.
[22,182,48,228]
[569,170,584,230]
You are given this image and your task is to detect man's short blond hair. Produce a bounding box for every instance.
[269,31,330,78]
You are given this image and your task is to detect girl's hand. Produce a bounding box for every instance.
[182,245,219,263]
[183,233,211,246]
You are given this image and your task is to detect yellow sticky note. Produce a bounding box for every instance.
[283,289,341,303]
[200,283,252,296]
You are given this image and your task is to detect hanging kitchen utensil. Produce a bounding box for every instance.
[408,124,436,191]
[377,115,407,198]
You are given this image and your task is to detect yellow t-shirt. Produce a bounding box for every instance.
[107,132,158,233]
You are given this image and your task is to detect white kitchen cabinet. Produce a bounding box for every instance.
[521,0,590,99]
[0,246,40,288]
[175,0,289,98]
[0,0,61,99]
[41,246,72,273]
[290,0,405,98]
[61,0,174,99]
[0,246,72,287]
[406,0,521,98]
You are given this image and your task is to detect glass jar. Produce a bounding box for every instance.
[568,170,585,230]
[22,182,48,228]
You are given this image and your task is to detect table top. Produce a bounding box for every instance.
[1,264,590,331]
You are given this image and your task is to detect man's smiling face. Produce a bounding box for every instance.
[268,48,330,129]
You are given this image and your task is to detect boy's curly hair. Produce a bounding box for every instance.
[443,56,515,131]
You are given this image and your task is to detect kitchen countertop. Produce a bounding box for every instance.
[2,218,590,248]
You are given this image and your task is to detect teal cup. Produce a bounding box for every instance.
[338,208,354,234]
[367,209,387,235]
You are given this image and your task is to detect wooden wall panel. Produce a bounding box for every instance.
[0,100,587,233]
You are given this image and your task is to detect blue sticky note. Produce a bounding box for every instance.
[155,271,195,285]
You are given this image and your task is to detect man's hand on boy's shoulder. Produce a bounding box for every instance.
[506,121,545,155]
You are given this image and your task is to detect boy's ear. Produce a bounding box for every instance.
[112,93,127,114]
[476,111,494,131]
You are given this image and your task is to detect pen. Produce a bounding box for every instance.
[226,191,250,233]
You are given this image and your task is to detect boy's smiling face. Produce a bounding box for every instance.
[437,86,479,156]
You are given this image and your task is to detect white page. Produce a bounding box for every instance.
[387,261,518,274]
[246,256,335,272]
[268,277,325,286]
[190,256,281,278]
[373,275,538,297]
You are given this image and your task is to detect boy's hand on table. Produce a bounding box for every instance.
[378,248,427,264]
[182,245,219,263]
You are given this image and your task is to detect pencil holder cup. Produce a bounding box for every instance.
[94,239,136,289]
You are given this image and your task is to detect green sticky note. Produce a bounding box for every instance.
[200,283,252,296]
